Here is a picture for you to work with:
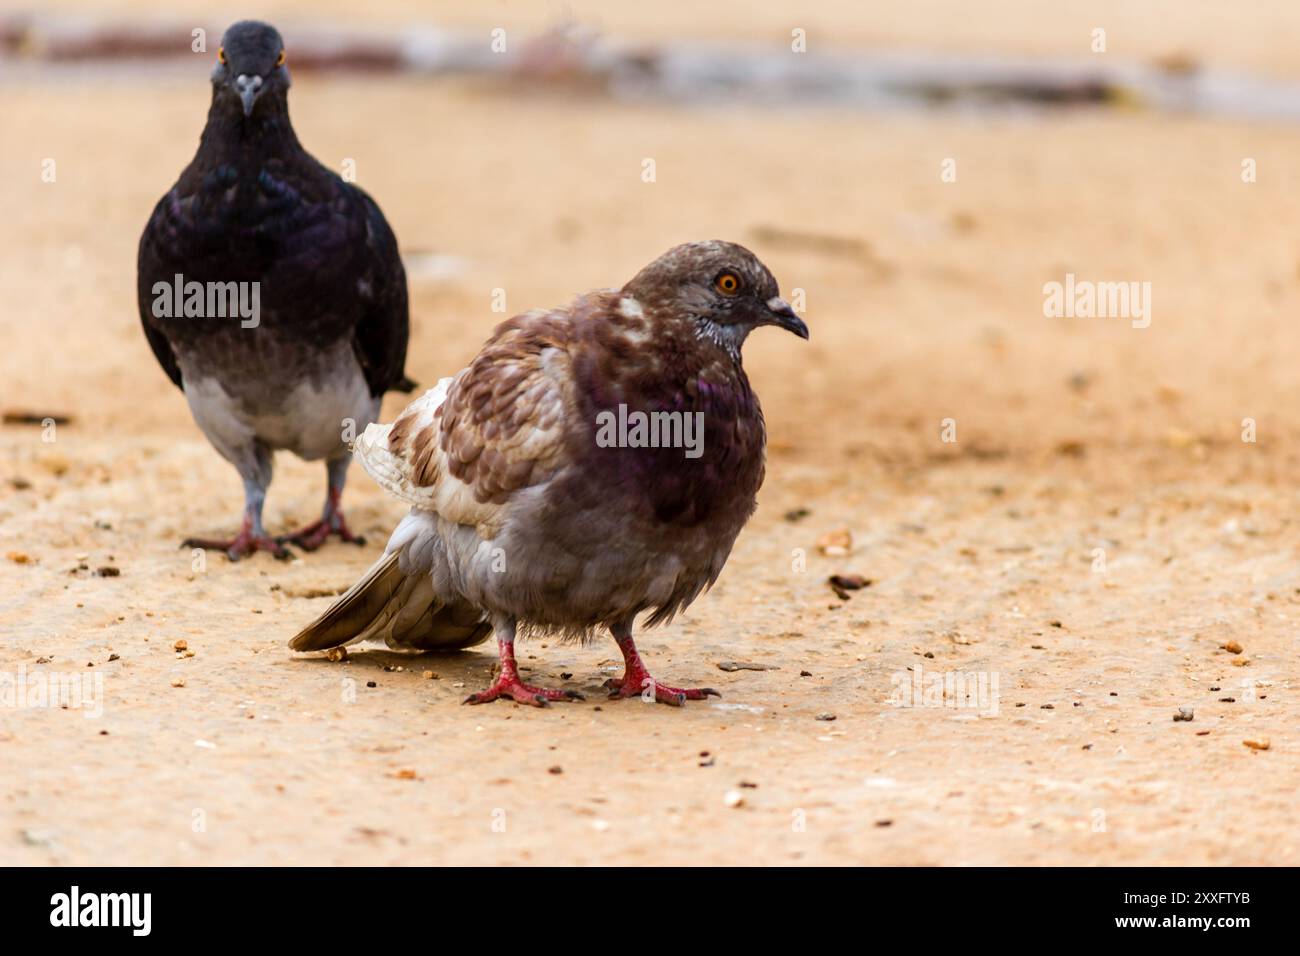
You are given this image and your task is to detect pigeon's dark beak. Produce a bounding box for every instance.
[234,74,264,117]
[765,296,810,340]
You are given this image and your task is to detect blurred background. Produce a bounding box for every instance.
[5,0,1300,468]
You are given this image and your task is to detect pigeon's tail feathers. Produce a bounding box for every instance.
[288,551,405,652]
[288,550,490,653]
[354,377,453,507]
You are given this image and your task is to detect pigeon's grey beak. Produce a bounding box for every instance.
[235,74,264,117]
[766,296,809,340]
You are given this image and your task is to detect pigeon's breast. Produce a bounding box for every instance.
[449,374,766,629]
[180,337,379,461]
[144,168,371,345]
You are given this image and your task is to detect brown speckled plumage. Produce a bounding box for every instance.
[290,241,808,707]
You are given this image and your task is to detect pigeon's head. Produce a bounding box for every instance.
[622,241,809,354]
[211,20,290,119]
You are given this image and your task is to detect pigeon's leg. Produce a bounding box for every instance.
[279,456,366,552]
[182,472,291,562]
[604,620,720,706]
[464,617,584,707]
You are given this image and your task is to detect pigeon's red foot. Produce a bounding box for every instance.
[604,673,719,706]
[278,511,366,552]
[182,528,291,562]
[607,631,719,706]
[464,674,584,707]
[464,637,583,706]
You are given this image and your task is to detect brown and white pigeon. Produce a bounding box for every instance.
[289,241,808,705]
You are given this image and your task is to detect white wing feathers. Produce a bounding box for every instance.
[353,377,452,508]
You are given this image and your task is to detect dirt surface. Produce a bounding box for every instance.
[3,7,1299,866]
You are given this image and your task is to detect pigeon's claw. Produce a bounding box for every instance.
[463,676,583,707]
[182,532,291,562]
[605,675,720,706]
[607,630,719,706]
[277,513,366,552]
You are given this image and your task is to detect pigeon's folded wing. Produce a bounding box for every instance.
[357,315,580,536]
[136,194,190,391]
[348,186,414,396]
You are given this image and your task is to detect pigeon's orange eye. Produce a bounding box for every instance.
[276,49,286,67]
[715,272,741,295]
[218,47,226,65]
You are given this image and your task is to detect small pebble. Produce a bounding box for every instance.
[326,647,348,662]
[170,677,185,688]
[1243,738,1270,751]
[828,574,871,600]
[1221,640,1243,654]
[1173,707,1194,722]
[815,713,836,721]
[21,828,56,846]
[815,528,852,557]
[723,789,744,808]
[173,640,188,652]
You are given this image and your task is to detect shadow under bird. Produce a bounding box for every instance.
[289,241,808,706]
[137,20,415,560]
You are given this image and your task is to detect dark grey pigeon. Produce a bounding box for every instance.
[289,241,808,706]
[138,20,414,560]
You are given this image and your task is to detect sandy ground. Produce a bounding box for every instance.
[3,7,1300,865]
